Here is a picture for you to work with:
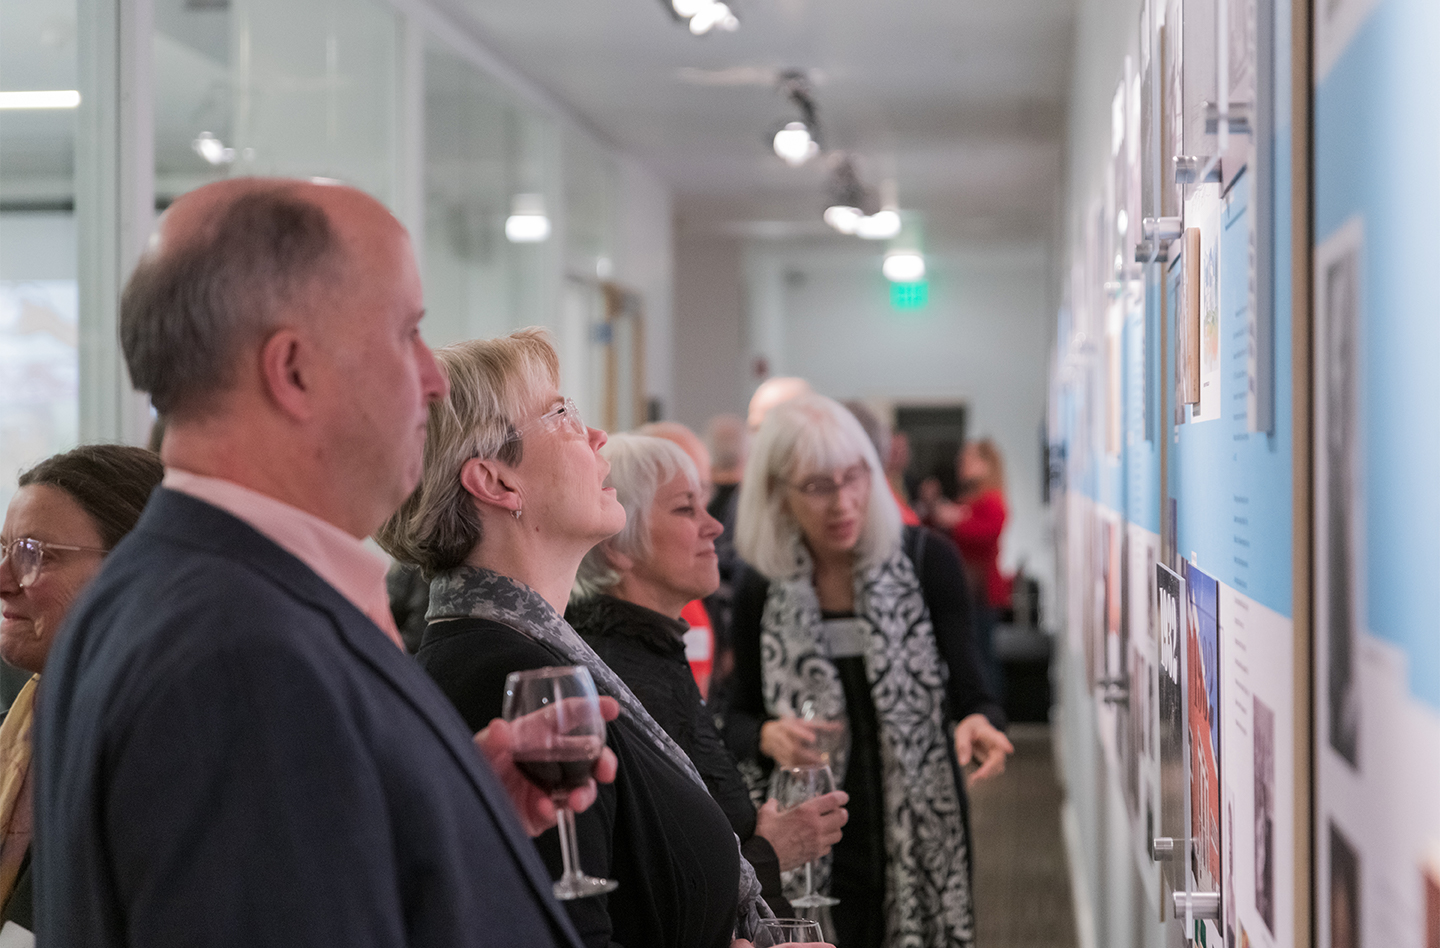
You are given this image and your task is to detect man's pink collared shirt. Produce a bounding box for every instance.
[162,469,406,651]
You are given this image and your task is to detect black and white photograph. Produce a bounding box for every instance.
[1330,822,1360,948]
[1315,217,1364,770]
[1254,696,1276,933]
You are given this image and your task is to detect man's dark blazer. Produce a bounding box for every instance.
[34,487,583,948]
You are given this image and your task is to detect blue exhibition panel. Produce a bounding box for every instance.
[1315,0,1440,709]
[1169,171,1294,618]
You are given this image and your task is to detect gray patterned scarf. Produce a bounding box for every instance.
[428,565,769,939]
[756,544,974,948]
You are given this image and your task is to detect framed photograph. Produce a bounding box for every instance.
[1185,185,1223,422]
[1219,0,1256,193]
[1161,0,1185,218]
[1179,227,1202,406]
[1185,561,1220,893]
[1314,216,1364,770]
[1156,563,1187,907]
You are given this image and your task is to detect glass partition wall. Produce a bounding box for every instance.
[0,0,80,513]
[0,0,642,461]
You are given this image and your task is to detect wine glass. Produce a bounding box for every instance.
[753,918,826,947]
[502,665,618,900]
[771,765,841,908]
[798,697,847,765]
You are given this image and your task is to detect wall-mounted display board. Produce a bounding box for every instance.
[1313,0,1440,945]
[1048,0,1300,944]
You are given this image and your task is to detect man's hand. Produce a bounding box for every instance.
[754,790,849,871]
[474,696,620,837]
[759,717,826,768]
[953,713,1014,784]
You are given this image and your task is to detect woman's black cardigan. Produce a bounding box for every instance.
[418,617,740,948]
[567,594,791,917]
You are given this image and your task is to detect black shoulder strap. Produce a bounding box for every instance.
[903,525,927,577]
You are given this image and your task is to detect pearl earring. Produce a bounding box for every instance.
[513,508,522,520]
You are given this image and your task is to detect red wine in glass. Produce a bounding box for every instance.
[503,666,618,900]
[513,735,604,794]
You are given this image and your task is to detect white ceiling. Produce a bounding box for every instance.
[441,0,1077,247]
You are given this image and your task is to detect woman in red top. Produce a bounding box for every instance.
[919,439,1010,694]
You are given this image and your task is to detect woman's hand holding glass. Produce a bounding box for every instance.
[771,765,842,908]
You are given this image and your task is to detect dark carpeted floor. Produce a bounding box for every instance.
[968,723,1079,948]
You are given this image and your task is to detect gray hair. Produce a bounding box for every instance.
[377,328,558,577]
[734,393,903,581]
[121,184,342,419]
[574,434,700,599]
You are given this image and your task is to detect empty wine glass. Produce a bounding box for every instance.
[753,917,826,947]
[771,764,841,908]
[798,697,847,765]
[503,665,618,900]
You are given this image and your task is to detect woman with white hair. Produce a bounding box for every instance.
[567,434,849,920]
[722,393,1013,948]
[378,329,770,948]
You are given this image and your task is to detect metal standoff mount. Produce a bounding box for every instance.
[1095,676,1129,705]
[1134,239,1171,264]
[1142,217,1184,242]
[1173,155,1223,184]
[1172,891,1221,920]
[1151,837,1177,860]
[1203,100,1254,135]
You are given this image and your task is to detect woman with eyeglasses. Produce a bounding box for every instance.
[377,329,770,948]
[722,393,1013,948]
[0,444,164,929]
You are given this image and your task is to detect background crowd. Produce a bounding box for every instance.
[0,177,1018,948]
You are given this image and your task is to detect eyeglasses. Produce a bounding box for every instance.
[0,537,107,589]
[505,397,586,444]
[788,463,872,501]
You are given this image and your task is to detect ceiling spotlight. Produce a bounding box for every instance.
[823,205,863,235]
[883,251,925,283]
[773,121,819,167]
[192,131,236,165]
[856,209,901,240]
[505,193,551,243]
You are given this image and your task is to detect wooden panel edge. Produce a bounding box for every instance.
[1291,0,1315,943]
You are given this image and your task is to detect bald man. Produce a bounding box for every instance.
[746,376,811,432]
[35,180,596,948]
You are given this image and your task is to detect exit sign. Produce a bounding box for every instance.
[890,280,928,310]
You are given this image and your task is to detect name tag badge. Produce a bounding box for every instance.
[820,617,870,658]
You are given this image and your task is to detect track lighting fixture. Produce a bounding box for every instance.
[772,72,820,167]
[667,0,739,35]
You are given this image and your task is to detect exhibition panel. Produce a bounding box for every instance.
[1051,0,1304,944]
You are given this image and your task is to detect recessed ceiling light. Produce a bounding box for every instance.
[0,90,80,109]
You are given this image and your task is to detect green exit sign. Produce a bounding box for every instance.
[890,280,928,310]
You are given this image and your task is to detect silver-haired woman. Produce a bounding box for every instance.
[722,393,1013,948]
[378,328,769,948]
[567,433,849,920]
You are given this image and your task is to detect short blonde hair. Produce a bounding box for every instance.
[377,327,558,576]
[734,393,903,581]
[573,434,700,599]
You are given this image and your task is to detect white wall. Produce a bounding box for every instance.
[671,234,749,427]
[739,238,1055,592]
[614,156,674,417]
